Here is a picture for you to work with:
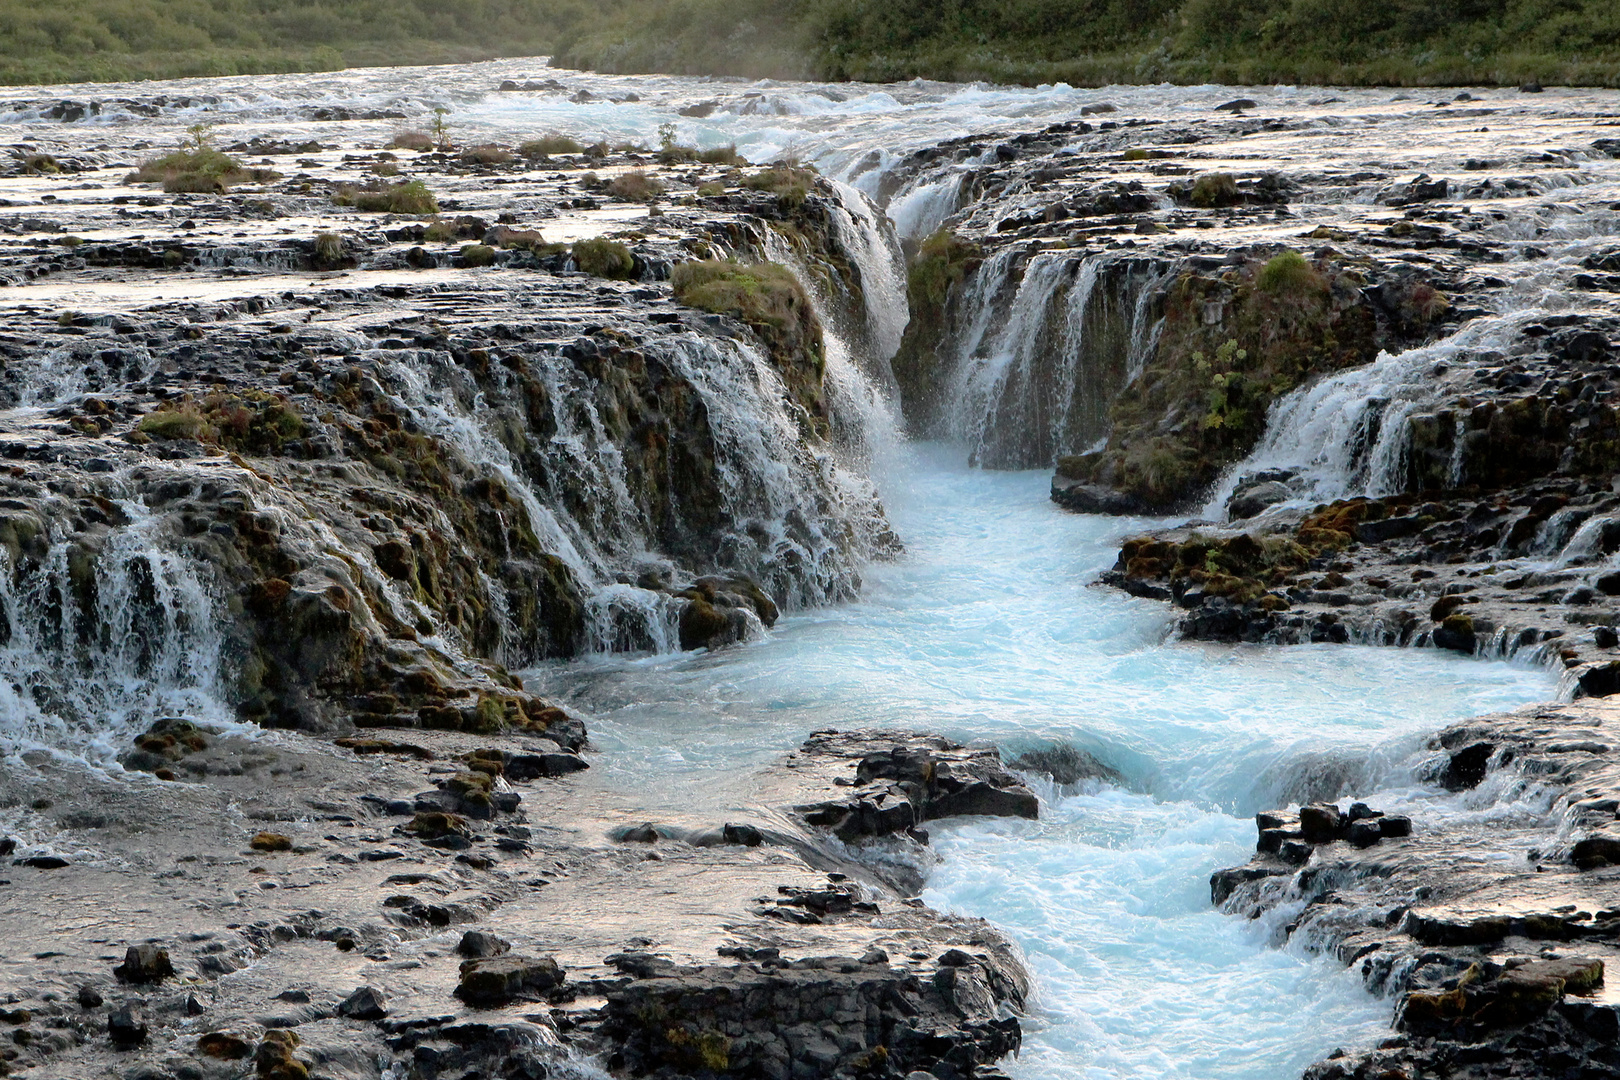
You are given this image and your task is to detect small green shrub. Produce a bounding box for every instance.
[370,161,401,177]
[460,144,514,165]
[460,243,497,267]
[390,130,434,152]
[23,153,59,174]
[334,179,438,215]
[571,238,635,278]
[1256,250,1323,294]
[519,135,586,157]
[606,170,665,202]
[1189,172,1240,208]
[697,182,725,197]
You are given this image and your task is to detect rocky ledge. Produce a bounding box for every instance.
[1096,305,1620,696]
[1212,699,1620,1080]
[0,726,1036,1079]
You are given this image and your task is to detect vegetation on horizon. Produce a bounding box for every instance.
[3,0,1619,87]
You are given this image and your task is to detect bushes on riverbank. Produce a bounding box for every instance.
[8,0,1620,87]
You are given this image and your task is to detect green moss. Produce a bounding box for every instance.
[892,228,983,430]
[571,238,636,278]
[460,243,497,267]
[1077,254,1394,509]
[334,179,438,215]
[1257,250,1323,295]
[1188,172,1239,208]
[741,165,816,210]
[137,391,306,453]
[672,259,825,430]
[137,408,208,440]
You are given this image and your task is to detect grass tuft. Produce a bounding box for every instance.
[334,179,438,215]
[571,238,636,278]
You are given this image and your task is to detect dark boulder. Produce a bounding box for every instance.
[114,945,174,984]
[456,955,565,1006]
[337,985,388,1021]
[108,1003,147,1046]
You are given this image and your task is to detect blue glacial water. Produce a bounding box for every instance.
[527,440,1557,1080]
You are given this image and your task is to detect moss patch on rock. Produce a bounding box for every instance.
[672,259,826,432]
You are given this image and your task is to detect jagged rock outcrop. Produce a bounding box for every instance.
[1211,700,1620,1080]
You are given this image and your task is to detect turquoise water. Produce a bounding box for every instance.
[528,441,1557,1080]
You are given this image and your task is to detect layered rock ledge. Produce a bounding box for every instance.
[1212,699,1620,1080]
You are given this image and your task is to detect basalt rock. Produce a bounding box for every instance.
[598,953,1024,1080]
[796,731,1039,844]
[1101,478,1620,688]
[455,955,566,1006]
[1214,700,1620,1080]
[113,945,174,984]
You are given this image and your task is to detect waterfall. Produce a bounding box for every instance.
[889,172,965,245]
[1201,313,1540,515]
[827,179,911,368]
[936,249,1167,469]
[0,480,230,764]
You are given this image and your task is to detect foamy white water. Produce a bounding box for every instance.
[528,443,1556,1080]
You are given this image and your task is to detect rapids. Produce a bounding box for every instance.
[528,445,1556,1080]
[1,55,1604,1079]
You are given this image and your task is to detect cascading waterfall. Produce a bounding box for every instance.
[939,248,1168,468]
[888,172,965,245]
[0,484,229,763]
[1201,313,1539,515]
[827,179,911,368]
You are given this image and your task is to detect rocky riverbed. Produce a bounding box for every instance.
[0,722,1035,1080]
[1212,700,1620,1080]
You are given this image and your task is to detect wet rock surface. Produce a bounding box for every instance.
[1212,699,1620,1080]
[0,725,1031,1079]
[1100,461,1620,695]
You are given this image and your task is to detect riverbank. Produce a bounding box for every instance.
[8,3,1620,89]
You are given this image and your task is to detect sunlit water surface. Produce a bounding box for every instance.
[527,442,1556,1080]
